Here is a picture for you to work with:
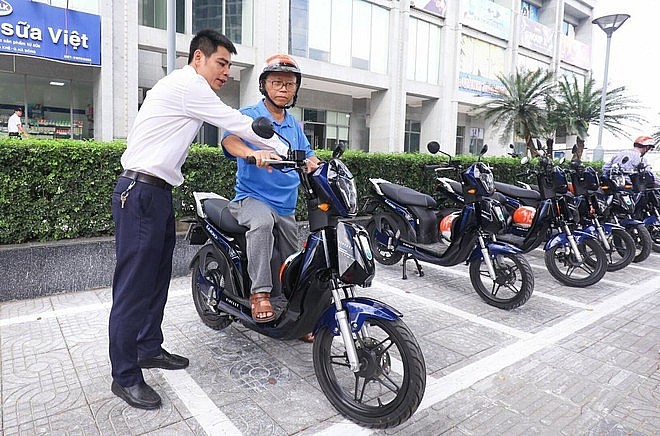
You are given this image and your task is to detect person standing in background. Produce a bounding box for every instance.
[8,107,27,138]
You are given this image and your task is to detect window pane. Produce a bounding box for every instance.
[428,25,441,84]
[370,4,388,74]
[351,0,370,69]
[326,111,337,125]
[338,126,349,140]
[407,19,417,81]
[414,20,429,82]
[337,112,350,126]
[331,0,352,66]
[309,0,331,61]
[290,0,309,56]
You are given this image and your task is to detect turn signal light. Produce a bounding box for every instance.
[467,188,477,194]
[318,203,331,211]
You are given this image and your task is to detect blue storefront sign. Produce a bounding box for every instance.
[0,0,100,65]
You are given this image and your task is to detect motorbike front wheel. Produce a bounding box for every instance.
[628,224,652,263]
[190,248,234,330]
[647,222,660,253]
[469,252,534,310]
[602,228,636,272]
[544,237,607,287]
[313,317,426,429]
[367,217,403,265]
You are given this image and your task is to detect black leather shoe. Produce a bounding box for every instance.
[111,381,161,410]
[138,349,189,370]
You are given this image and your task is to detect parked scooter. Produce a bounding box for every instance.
[185,117,425,428]
[488,151,608,287]
[598,159,653,262]
[625,161,660,252]
[364,142,534,310]
[567,159,636,271]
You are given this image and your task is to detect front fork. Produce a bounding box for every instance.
[562,223,584,263]
[592,218,611,251]
[331,279,361,372]
[478,234,497,279]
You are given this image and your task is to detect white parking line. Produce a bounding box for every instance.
[626,263,660,273]
[527,262,632,287]
[372,279,532,340]
[388,260,594,309]
[159,369,241,435]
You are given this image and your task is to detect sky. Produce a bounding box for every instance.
[589,0,660,151]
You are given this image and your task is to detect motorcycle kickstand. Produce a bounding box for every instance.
[402,253,424,279]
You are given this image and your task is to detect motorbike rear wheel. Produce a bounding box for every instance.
[313,317,426,429]
[367,217,403,265]
[191,248,233,330]
[629,224,652,263]
[603,228,636,272]
[544,237,607,287]
[469,252,534,310]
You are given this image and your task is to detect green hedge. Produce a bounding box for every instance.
[0,138,602,244]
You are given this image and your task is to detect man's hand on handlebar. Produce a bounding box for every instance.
[248,149,283,172]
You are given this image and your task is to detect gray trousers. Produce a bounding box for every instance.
[228,197,299,294]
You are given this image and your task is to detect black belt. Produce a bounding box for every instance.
[121,170,172,190]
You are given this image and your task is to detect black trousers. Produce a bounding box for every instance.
[8,132,20,138]
[109,176,175,387]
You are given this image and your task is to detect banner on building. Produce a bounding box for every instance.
[518,15,553,56]
[461,0,511,41]
[0,0,100,65]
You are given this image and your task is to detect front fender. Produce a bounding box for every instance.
[621,218,644,227]
[600,222,625,233]
[643,215,659,226]
[467,241,521,263]
[316,297,402,335]
[545,230,595,250]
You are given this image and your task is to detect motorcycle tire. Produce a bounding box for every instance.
[629,224,652,263]
[646,222,660,253]
[191,248,233,330]
[313,317,426,429]
[469,252,534,310]
[544,237,607,287]
[367,218,403,265]
[603,228,636,272]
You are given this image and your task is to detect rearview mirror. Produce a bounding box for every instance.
[427,141,440,154]
[252,116,275,139]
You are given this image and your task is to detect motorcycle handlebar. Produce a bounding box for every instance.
[246,156,297,169]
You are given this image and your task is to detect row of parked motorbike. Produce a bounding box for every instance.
[182,118,657,429]
[364,141,660,311]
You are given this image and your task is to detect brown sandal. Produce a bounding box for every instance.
[298,332,314,343]
[250,292,276,323]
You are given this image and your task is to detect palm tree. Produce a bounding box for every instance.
[475,68,554,157]
[550,75,645,161]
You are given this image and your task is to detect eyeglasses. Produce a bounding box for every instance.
[267,80,297,90]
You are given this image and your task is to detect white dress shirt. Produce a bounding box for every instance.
[122,65,287,186]
[7,113,22,133]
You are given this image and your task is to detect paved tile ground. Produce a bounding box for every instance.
[1,248,658,435]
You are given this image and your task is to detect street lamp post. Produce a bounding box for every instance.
[592,13,630,162]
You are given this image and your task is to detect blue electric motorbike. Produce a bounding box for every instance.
[364,142,534,310]
[185,117,425,429]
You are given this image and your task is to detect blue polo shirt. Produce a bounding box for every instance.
[222,100,315,216]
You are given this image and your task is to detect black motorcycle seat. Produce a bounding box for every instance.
[203,198,249,234]
[380,182,437,208]
[444,178,463,194]
[494,181,541,201]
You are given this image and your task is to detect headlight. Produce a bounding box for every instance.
[612,174,626,188]
[327,160,358,216]
[475,163,495,194]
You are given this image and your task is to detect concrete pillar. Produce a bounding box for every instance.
[437,0,462,155]
[108,0,139,140]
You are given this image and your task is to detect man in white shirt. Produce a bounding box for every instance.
[109,29,288,411]
[7,107,26,138]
